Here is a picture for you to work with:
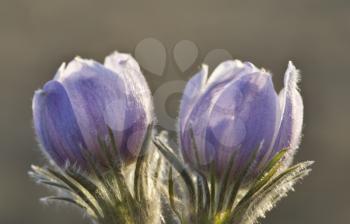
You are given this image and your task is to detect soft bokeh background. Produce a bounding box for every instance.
[1,0,349,223]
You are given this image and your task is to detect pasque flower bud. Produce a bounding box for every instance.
[32,52,153,169]
[179,60,303,179]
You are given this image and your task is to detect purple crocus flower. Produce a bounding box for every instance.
[32,52,153,169]
[179,60,303,179]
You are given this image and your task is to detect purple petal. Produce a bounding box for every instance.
[208,71,278,172]
[207,60,258,87]
[56,56,150,163]
[180,60,278,171]
[32,81,87,167]
[56,58,131,161]
[179,61,246,166]
[104,52,153,123]
[179,65,208,135]
[104,52,153,159]
[272,61,303,165]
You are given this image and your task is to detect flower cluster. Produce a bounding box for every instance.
[30,51,311,224]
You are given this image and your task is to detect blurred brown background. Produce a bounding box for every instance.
[1,0,349,223]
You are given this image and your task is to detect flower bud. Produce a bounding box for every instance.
[33,52,153,169]
[179,60,303,179]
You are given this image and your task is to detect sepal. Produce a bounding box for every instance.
[153,133,313,224]
[29,125,163,224]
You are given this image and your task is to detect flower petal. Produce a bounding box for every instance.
[207,71,279,172]
[272,61,303,165]
[56,58,132,159]
[180,60,278,171]
[57,56,151,163]
[104,52,154,159]
[104,51,153,123]
[207,60,258,87]
[32,80,87,167]
[179,65,208,134]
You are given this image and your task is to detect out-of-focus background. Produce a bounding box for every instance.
[1,0,349,223]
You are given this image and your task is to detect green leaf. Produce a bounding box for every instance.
[134,124,153,202]
[239,149,289,203]
[65,169,98,195]
[153,137,196,211]
[216,150,236,212]
[225,146,259,212]
[209,161,217,219]
[41,196,88,210]
[31,165,103,219]
[227,161,313,224]
[168,167,183,223]
[189,127,211,219]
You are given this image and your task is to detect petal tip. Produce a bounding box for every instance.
[285,61,301,90]
[72,56,96,66]
[201,63,209,71]
[54,62,67,80]
[55,57,102,82]
[105,51,133,64]
[200,63,209,77]
[104,51,140,73]
[34,88,44,96]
